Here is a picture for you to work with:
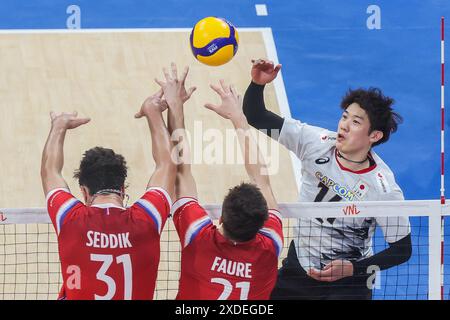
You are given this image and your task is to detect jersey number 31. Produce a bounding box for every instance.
[91,254,132,300]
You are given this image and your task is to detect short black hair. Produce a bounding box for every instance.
[340,87,403,147]
[73,147,128,196]
[221,182,269,242]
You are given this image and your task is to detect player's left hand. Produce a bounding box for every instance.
[205,79,243,120]
[307,259,354,282]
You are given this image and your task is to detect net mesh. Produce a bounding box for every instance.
[0,201,448,300]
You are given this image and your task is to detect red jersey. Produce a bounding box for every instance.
[46,187,171,300]
[172,197,283,300]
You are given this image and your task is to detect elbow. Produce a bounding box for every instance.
[397,235,413,265]
[402,242,412,263]
[242,103,257,128]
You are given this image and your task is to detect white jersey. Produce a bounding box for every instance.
[279,118,411,271]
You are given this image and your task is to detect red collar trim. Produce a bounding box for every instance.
[334,149,377,174]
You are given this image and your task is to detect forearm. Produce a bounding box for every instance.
[146,112,173,167]
[145,111,176,197]
[232,114,277,208]
[168,107,191,173]
[41,127,69,194]
[168,107,197,199]
[41,127,66,177]
[352,234,412,276]
[243,81,284,137]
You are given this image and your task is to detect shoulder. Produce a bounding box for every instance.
[369,152,403,198]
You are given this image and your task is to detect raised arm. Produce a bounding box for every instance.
[155,63,197,199]
[135,89,176,200]
[205,80,278,210]
[242,59,284,138]
[41,111,90,196]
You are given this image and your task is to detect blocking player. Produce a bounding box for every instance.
[242,58,412,299]
[40,90,175,300]
[157,63,283,300]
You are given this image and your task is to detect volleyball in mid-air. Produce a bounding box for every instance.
[190,17,239,66]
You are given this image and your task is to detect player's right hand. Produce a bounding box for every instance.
[50,111,90,130]
[155,62,197,109]
[135,89,168,118]
[251,58,282,85]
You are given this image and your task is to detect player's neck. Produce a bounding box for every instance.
[218,225,239,245]
[89,194,124,208]
[336,150,370,171]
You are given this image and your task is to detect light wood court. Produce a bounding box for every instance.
[0,30,298,208]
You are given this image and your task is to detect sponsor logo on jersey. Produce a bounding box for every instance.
[376,171,391,193]
[352,179,369,200]
[343,204,360,215]
[320,133,337,143]
[315,171,356,201]
[315,157,330,164]
[0,211,7,222]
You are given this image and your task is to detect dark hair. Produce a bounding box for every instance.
[73,147,128,196]
[340,87,403,147]
[221,182,269,242]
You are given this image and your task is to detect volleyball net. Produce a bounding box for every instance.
[1,200,449,300]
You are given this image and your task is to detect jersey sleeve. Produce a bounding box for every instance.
[171,197,213,248]
[278,117,335,161]
[46,188,83,236]
[258,209,284,257]
[376,185,411,243]
[131,187,172,235]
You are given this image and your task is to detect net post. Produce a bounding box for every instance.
[440,16,446,300]
[430,203,444,300]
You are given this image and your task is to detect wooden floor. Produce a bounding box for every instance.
[0,30,299,300]
[0,30,298,208]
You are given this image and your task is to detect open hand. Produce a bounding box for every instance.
[155,62,196,108]
[50,111,90,130]
[251,58,282,85]
[204,79,242,121]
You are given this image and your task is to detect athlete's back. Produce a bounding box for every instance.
[173,198,283,300]
[47,187,171,300]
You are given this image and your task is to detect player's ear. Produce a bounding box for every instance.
[218,216,223,225]
[369,130,383,144]
[80,185,89,203]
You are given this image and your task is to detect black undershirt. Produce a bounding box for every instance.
[243,82,284,137]
[242,80,412,275]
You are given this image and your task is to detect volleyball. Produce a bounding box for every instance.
[190,17,239,66]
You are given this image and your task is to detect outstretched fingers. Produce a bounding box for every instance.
[170,62,178,80]
[204,102,219,113]
[209,83,224,97]
[180,66,189,85]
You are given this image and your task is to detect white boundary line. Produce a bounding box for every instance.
[0,27,273,34]
[261,28,303,192]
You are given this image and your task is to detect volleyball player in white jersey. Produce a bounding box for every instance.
[242,58,412,299]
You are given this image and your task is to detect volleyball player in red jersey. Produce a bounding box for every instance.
[40,90,176,300]
[157,63,283,300]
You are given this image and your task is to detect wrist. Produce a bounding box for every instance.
[166,99,183,109]
[50,124,68,133]
[143,108,162,119]
[231,113,248,128]
[251,80,267,87]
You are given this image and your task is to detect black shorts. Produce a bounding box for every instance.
[270,241,372,300]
